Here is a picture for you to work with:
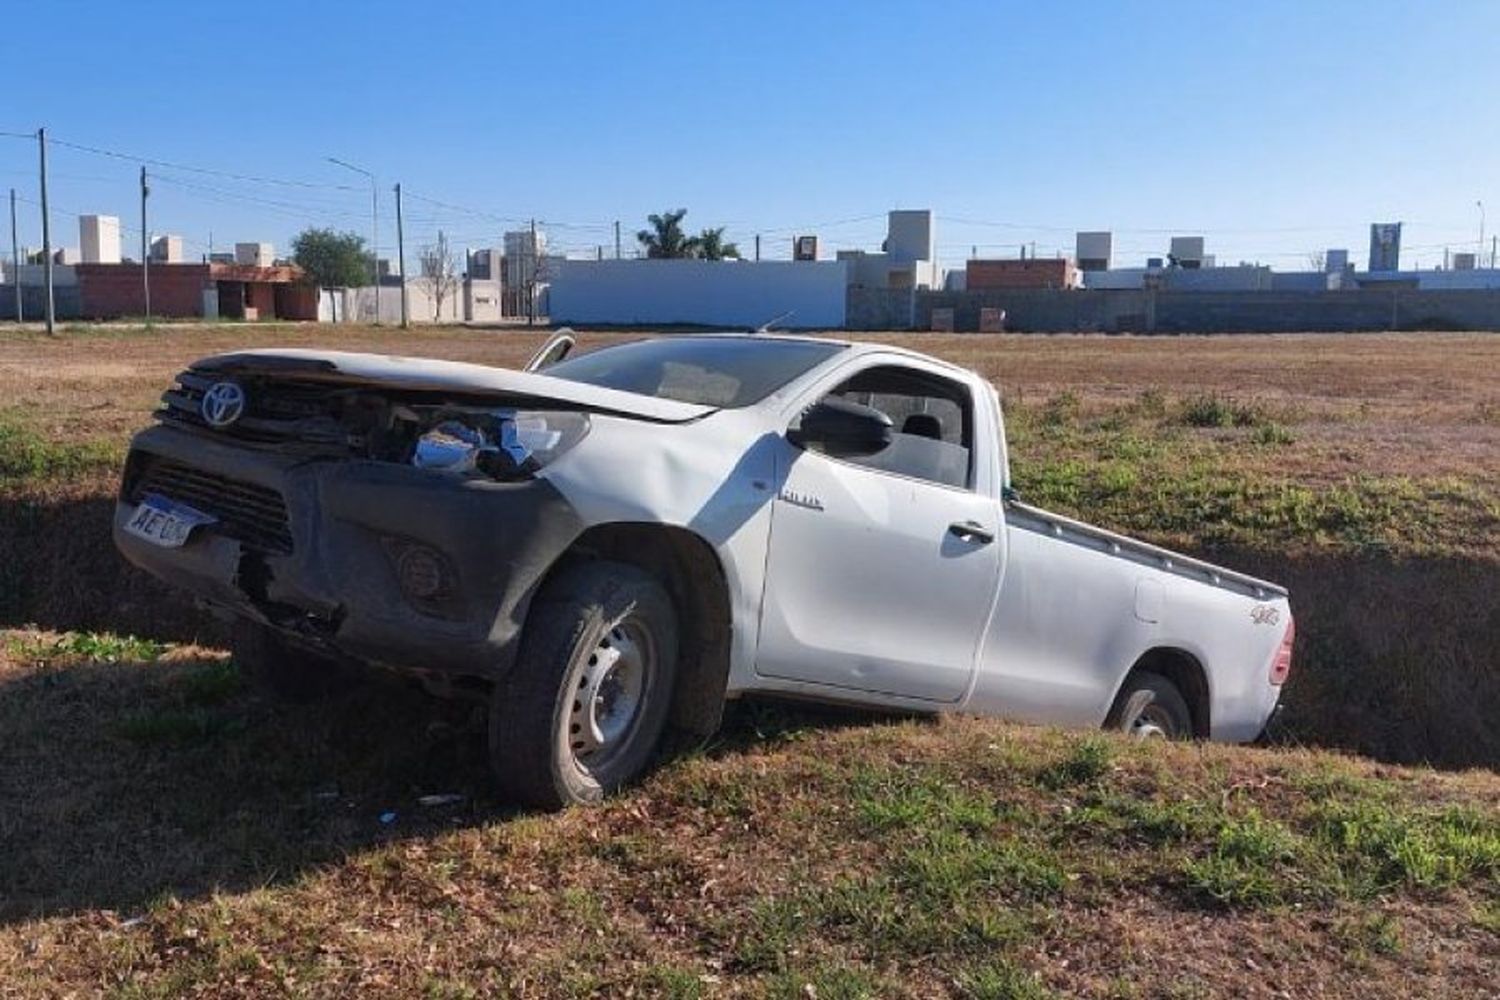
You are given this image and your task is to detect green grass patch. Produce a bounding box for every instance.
[1038,737,1114,789]
[764,963,883,1000]
[114,707,244,746]
[0,414,120,483]
[956,960,1056,1000]
[6,630,166,665]
[1179,393,1268,429]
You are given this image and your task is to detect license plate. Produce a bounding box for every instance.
[123,494,217,549]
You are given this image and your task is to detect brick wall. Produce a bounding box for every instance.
[966,258,1077,291]
[75,263,210,319]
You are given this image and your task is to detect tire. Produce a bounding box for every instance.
[489,560,678,809]
[231,620,352,702]
[1105,671,1193,740]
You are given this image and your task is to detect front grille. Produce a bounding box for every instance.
[128,457,294,555]
[157,371,351,449]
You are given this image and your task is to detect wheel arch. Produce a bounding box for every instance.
[532,521,733,737]
[1107,647,1212,738]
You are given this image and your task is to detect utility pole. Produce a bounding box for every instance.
[1478,201,1486,268]
[614,219,621,259]
[9,188,21,324]
[394,182,409,329]
[38,128,54,335]
[527,217,537,327]
[754,234,761,261]
[140,166,151,321]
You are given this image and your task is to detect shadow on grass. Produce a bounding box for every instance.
[0,653,508,924]
[0,644,889,925]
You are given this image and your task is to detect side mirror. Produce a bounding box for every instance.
[526,329,576,371]
[789,397,892,458]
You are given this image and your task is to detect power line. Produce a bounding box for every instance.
[47,135,363,191]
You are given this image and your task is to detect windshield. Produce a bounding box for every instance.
[543,336,845,408]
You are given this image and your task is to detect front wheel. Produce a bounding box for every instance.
[1105,671,1193,740]
[488,561,678,809]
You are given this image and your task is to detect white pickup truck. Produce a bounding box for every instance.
[115,333,1293,808]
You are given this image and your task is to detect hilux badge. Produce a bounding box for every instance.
[200,381,247,429]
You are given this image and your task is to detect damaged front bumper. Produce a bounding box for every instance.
[114,425,584,680]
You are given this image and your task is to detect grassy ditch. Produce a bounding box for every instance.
[0,328,1497,767]
[0,658,1494,997]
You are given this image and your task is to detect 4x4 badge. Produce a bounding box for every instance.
[1250,604,1280,626]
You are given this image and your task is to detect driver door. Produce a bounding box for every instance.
[754,362,1002,703]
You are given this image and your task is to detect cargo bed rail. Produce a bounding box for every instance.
[1006,500,1289,600]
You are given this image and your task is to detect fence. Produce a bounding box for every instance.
[913,288,1500,333]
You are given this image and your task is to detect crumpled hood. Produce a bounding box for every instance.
[190,348,716,424]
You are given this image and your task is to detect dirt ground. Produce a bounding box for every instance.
[0,324,1496,996]
[2,327,1497,487]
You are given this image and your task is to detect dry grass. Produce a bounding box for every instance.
[2,323,1496,764]
[1,325,1498,995]
[0,634,1496,998]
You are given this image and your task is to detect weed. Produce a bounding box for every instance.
[732,896,806,972]
[1182,812,1302,909]
[1474,901,1500,935]
[1038,738,1113,789]
[765,964,882,1000]
[1132,388,1167,418]
[0,417,119,482]
[1040,390,1080,427]
[177,660,241,705]
[1253,422,1295,446]
[6,630,166,665]
[957,960,1055,999]
[851,767,997,834]
[1334,912,1404,958]
[115,708,241,746]
[1179,393,1265,428]
[638,965,703,1000]
[1309,800,1500,894]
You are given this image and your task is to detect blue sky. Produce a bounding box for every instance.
[4,0,1498,270]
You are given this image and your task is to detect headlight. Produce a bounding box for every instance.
[412,409,589,480]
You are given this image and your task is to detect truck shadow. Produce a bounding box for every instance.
[0,652,499,925]
[0,642,887,926]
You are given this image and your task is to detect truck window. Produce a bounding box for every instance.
[820,365,973,489]
[544,336,846,408]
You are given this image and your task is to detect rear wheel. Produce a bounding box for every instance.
[1105,671,1193,740]
[231,620,351,702]
[489,561,678,809]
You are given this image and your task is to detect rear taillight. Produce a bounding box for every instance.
[1269,614,1295,686]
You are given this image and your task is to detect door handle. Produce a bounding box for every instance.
[948,520,995,544]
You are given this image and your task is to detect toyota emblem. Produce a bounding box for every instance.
[200,381,247,429]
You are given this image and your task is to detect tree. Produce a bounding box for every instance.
[292,228,372,322]
[697,226,741,261]
[420,230,459,321]
[292,228,371,287]
[637,209,701,259]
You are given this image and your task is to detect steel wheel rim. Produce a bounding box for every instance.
[1130,702,1173,740]
[568,619,652,771]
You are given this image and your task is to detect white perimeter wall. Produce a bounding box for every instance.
[549,259,849,328]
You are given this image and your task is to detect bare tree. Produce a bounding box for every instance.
[1306,251,1326,272]
[420,230,459,321]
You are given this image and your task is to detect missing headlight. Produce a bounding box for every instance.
[410,409,589,480]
